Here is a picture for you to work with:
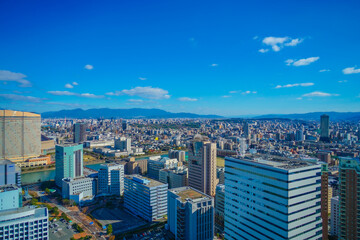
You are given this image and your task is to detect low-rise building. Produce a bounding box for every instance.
[168,186,214,240]
[62,177,96,205]
[0,185,22,211]
[159,166,188,189]
[0,207,49,240]
[17,155,52,168]
[124,175,167,222]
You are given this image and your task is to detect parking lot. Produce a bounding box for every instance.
[92,207,147,234]
[48,218,75,240]
[126,226,169,240]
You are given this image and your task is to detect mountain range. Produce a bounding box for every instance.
[255,112,360,121]
[41,108,360,121]
[41,108,223,119]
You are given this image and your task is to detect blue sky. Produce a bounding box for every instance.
[0,0,360,116]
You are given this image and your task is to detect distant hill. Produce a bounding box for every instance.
[255,112,360,121]
[41,108,223,119]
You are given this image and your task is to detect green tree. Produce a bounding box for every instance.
[30,198,38,205]
[45,188,50,194]
[107,224,113,235]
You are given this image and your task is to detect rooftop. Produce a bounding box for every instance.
[125,174,166,187]
[0,110,40,117]
[170,187,210,202]
[229,154,318,170]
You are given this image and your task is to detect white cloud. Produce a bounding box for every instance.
[275,82,314,88]
[241,91,257,95]
[210,64,218,67]
[178,97,198,102]
[84,64,93,70]
[284,38,303,46]
[253,36,259,40]
[139,77,147,81]
[0,94,43,102]
[286,57,319,66]
[319,69,330,72]
[338,80,348,83]
[222,95,231,98]
[0,70,32,87]
[343,67,360,74]
[128,99,144,103]
[48,91,103,98]
[261,36,303,52]
[65,83,73,89]
[108,86,170,100]
[302,91,339,97]
[80,93,104,98]
[229,91,238,94]
[47,91,76,96]
[258,48,269,53]
[72,82,79,85]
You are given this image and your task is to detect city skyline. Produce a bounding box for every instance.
[1,0,360,116]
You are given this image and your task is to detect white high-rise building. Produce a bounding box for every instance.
[114,137,131,153]
[224,155,322,240]
[98,164,124,196]
[330,196,339,237]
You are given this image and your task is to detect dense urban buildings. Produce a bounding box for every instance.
[168,186,214,240]
[188,135,218,196]
[55,144,84,187]
[124,175,168,222]
[338,157,360,240]
[0,110,41,163]
[98,163,124,196]
[224,154,322,240]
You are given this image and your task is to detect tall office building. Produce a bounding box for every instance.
[330,196,339,237]
[124,175,167,222]
[188,135,218,196]
[122,121,128,131]
[320,163,329,239]
[168,150,186,162]
[0,110,41,163]
[168,186,214,240]
[338,157,360,240]
[243,122,250,139]
[0,160,21,186]
[114,137,132,152]
[73,122,87,143]
[215,184,225,234]
[0,207,49,240]
[55,144,83,187]
[159,166,188,189]
[148,157,178,180]
[224,155,322,240]
[98,164,124,196]
[320,114,330,142]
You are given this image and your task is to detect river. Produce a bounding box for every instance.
[21,154,173,185]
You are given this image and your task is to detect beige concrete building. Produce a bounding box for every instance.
[188,135,218,196]
[0,110,41,163]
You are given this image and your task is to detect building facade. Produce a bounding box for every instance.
[159,166,188,189]
[0,207,49,240]
[73,122,87,143]
[124,175,167,222]
[0,186,22,211]
[168,186,214,240]
[98,164,124,196]
[338,157,360,240]
[224,155,322,240]
[62,177,96,205]
[330,196,339,237]
[148,157,178,180]
[0,110,41,163]
[320,114,330,142]
[114,137,131,152]
[0,160,21,186]
[188,135,218,196]
[55,144,83,187]
[215,184,225,234]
